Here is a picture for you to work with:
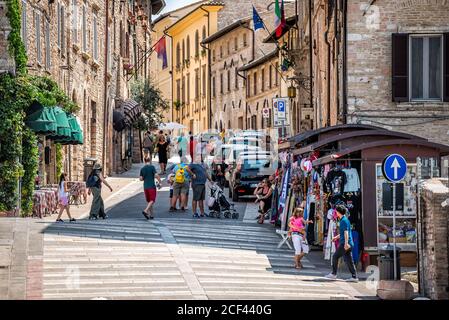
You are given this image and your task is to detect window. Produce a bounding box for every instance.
[57,3,66,53]
[82,3,87,52]
[21,0,27,51]
[212,76,216,98]
[220,46,223,59]
[186,73,190,104]
[226,69,231,92]
[227,42,230,56]
[212,49,216,62]
[195,68,200,99]
[72,0,78,44]
[410,35,443,101]
[186,36,190,59]
[45,20,50,68]
[35,11,41,64]
[195,30,200,57]
[202,26,206,41]
[107,25,111,71]
[182,39,185,63]
[261,68,265,92]
[253,71,257,95]
[269,65,273,88]
[275,62,279,86]
[243,33,247,47]
[235,67,239,89]
[57,2,61,48]
[202,65,206,97]
[247,74,251,97]
[176,79,181,102]
[176,43,181,67]
[234,37,238,51]
[93,13,98,61]
[182,76,185,105]
[220,73,224,94]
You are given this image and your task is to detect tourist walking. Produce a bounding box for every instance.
[325,205,359,282]
[288,208,313,269]
[170,156,195,212]
[189,132,194,161]
[189,160,212,218]
[87,163,113,220]
[55,173,76,222]
[156,135,169,174]
[177,132,188,158]
[140,157,161,220]
[143,131,154,161]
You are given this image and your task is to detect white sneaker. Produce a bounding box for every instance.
[324,273,337,280]
[345,277,359,283]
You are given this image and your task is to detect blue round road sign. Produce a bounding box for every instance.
[382,154,407,182]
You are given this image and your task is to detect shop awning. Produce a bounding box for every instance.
[312,139,449,166]
[24,102,58,135]
[48,107,72,141]
[122,99,142,127]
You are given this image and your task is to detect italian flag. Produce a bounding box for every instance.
[275,0,286,38]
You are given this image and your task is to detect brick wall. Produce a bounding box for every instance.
[346,0,449,145]
[420,178,449,300]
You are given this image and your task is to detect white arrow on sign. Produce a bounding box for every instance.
[391,157,401,179]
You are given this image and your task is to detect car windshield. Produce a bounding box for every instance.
[242,159,271,170]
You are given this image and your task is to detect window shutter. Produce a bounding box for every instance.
[392,33,409,102]
[444,33,449,102]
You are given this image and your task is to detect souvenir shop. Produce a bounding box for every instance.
[273,124,449,269]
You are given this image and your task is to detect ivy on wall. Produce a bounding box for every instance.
[55,143,62,180]
[0,0,78,214]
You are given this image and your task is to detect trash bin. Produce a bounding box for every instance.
[378,245,401,280]
[83,158,97,182]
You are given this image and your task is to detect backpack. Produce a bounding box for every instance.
[86,174,99,188]
[175,165,186,184]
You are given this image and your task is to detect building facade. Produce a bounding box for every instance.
[345,0,449,146]
[165,2,223,134]
[0,0,164,182]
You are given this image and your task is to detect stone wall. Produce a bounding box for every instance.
[346,0,449,145]
[0,1,15,74]
[420,178,449,300]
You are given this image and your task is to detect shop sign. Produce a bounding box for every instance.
[382,154,407,182]
[273,98,290,127]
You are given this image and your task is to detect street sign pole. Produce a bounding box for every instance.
[392,182,397,281]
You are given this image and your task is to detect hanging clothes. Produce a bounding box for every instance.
[342,168,360,192]
[324,219,337,261]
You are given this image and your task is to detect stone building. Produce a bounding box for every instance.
[239,49,280,131]
[345,0,449,146]
[0,0,164,181]
[202,18,253,131]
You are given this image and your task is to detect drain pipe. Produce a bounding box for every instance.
[324,2,332,127]
[308,0,314,128]
[102,0,110,172]
[342,0,348,123]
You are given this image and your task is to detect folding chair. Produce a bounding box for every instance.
[276,229,292,249]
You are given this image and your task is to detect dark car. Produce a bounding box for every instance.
[228,155,275,202]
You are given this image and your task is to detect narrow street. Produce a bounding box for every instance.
[0,159,376,300]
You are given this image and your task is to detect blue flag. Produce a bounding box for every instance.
[253,6,264,31]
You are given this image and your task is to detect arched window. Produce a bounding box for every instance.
[202,26,206,40]
[186,36,190,59]
[182,39,185,62]
[234,37,238,51]
[195,30,199,57]
[176,43,181,67]
[243,33,247,47]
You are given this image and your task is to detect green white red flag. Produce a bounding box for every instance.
[275,0,286,38]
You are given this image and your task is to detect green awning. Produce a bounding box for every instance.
[48,107,71,140]
[24,103,58,135]
[52,113,84,145]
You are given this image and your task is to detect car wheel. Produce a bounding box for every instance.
[232,190,239,202]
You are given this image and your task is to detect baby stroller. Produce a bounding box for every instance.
[208,184,239,219]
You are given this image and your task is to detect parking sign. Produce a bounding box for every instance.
[273,98,289,127]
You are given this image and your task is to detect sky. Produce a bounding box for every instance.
[153,0,198,18]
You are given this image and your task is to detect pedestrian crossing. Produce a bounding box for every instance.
[40,218,359,300]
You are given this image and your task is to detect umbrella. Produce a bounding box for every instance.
[158,122,186,130]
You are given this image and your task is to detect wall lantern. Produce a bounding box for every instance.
[288,85,297,99]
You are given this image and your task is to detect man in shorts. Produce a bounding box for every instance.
[140,157,161,219]
[189,160,212,218]
[170,157,196,212]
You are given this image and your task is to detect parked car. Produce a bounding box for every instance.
[228,154,275,202]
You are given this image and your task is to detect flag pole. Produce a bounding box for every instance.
[127,35,165,82]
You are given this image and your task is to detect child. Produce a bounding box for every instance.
[167,173,175,200]
[288,208,313,269]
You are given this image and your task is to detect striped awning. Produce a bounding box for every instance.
[122,99,142,127]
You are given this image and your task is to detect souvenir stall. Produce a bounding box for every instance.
[286,124,449,269]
